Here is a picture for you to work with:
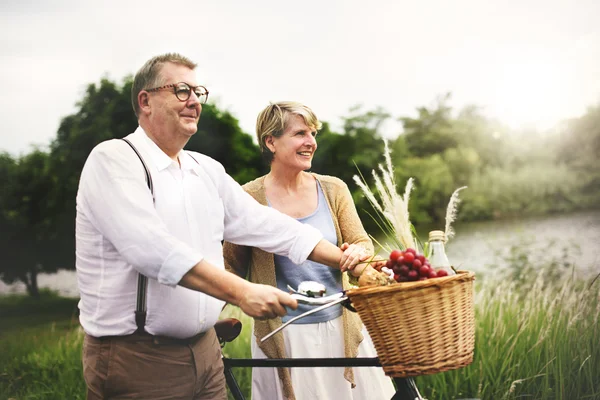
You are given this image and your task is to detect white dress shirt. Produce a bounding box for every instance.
[75,127,323,338]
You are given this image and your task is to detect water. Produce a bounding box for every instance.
[373,209,600,279]
[439,210,600,277]
[0,269,80,298]
[1,210,599,298]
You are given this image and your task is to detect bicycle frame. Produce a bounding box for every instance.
[222,355,423,400]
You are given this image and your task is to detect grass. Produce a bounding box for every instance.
[0,290,84,400]
[416,275,600,399]
[415,244,600,400]
[1,246,599,399]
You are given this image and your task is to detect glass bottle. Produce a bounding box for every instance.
[427,230,456,276]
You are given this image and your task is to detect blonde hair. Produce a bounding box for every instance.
[131,53,197,117]
[255,101,322,164]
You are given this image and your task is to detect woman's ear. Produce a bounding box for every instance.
[265,135,276,153]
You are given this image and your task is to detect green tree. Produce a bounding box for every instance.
[442,146,480,187]
[555,104,600,205]
[312,106,389,185]
[399,93,458,157]
[396,154,455,224]
[310,122,347,177]
[0,153,18,288]
[452,106,510,169]
[311,106,389,232]
[0,150,64,298]
[187,103,263,183]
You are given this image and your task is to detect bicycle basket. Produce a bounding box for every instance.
[346,270,475,377]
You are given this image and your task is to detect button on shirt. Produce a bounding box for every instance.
[76,127,323,338]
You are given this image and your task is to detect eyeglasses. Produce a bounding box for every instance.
[145,82,209,104]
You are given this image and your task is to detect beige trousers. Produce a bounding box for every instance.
[82,329,226,400]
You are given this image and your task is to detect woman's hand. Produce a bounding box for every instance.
[340,242,371,277]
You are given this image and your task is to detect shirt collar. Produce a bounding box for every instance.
[132,127,185,172]
[180,151,203,176]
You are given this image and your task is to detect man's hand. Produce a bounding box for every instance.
[238,284,298,320]
[179,259,297,320]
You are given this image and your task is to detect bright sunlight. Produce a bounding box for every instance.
[490,58,571,130]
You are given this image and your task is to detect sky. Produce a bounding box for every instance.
[2,0,599,155]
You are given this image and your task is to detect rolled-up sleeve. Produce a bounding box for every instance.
[215,171,323,264]
[156,243,204,285]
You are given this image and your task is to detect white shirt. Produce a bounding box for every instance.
[75,127,323,338]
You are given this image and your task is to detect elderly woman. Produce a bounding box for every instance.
[223,102,394,400]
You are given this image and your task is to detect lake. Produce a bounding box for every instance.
[416,209,600,277]
[2,210,599,298]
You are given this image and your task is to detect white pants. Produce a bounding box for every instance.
[251,316,395,400]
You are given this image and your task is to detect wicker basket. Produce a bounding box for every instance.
[346,270,475,377]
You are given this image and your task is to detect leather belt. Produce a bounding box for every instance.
[91,330,207,346]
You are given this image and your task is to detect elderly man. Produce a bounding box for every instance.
[75,53,369,399]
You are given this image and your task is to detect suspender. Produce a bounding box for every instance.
[121,137,201,332]
[121,138,152,332]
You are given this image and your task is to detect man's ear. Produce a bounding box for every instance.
[265,135,276,153]
[138,91,151,114]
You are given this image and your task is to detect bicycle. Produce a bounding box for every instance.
[214,318,424,400]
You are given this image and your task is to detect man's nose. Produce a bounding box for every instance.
[187,90,201,105]
[186,93,201,109]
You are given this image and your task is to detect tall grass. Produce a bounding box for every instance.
[0,291,85,400]
[417,274,599,399]
[415,245,600,400]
